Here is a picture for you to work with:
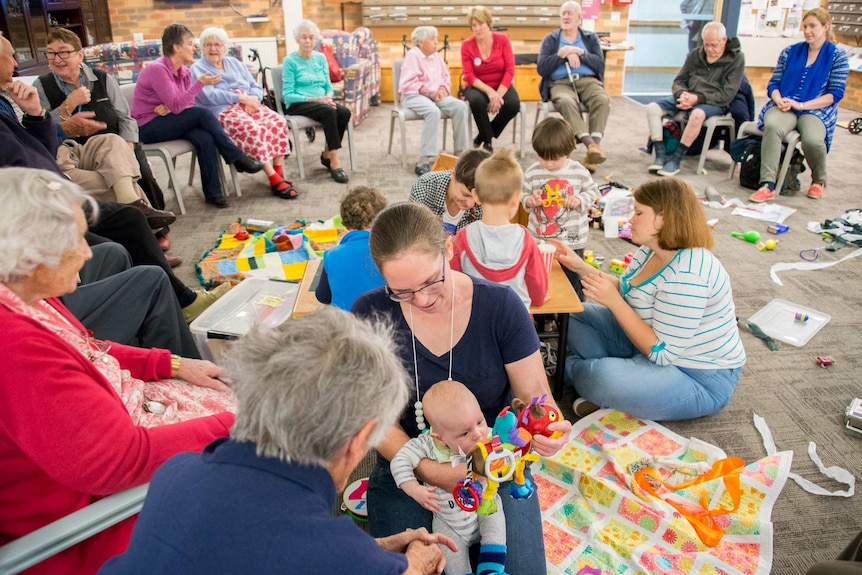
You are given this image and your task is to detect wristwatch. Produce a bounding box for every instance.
[23,108,48,120]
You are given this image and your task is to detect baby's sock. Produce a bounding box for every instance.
[476,543,507,575]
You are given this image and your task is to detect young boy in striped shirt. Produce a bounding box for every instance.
[522,117,601,300]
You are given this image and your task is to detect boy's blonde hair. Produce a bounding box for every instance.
[474,148,522,206]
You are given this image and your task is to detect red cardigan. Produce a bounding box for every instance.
[0,299,234,575]
[460,32,515,90]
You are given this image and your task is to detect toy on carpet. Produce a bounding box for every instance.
[816,355,834,368]
[732,230,761,243]
[767,223,789,234]
[756,239,779,251]
[453,396,562,515]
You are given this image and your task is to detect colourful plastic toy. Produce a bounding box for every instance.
[756,239,779,251]
[816,356,834,368]
[767,223,789,234]
[794,312,809,322]
[583,250,601,269]
[453,396,560,515]
[609,258,628,275]
[732,230,761,243]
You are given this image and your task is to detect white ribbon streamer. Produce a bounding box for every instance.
[753,413,855,497]
[769,247,862,285]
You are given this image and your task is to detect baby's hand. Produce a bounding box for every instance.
[403,481,441,513]
[564,196,581,211]
[525,190,543,209]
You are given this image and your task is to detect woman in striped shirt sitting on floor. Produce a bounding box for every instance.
[551,177,746,421]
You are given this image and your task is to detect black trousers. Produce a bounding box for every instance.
[86,201,196,308]
[285,101,351,151]
[463,85,520,146]
[133,143,166,211]
[61,243,201,358]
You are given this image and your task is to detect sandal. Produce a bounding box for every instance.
[320,152,331,169]
[271,180,298,199]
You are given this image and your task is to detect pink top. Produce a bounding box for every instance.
[131,56,205,126]
[460,32,515,90]
[399,46,451,99]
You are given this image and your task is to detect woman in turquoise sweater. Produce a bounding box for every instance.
[282,20,351,183]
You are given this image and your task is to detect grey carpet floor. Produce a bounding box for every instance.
[159,96,862,574]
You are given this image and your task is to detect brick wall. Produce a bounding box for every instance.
[107,0,284,46]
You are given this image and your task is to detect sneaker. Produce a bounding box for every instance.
[807,182,824,199]
[414,163,431,176]
[748,186,776,203]
[572,398,601,418]
[585,143,607,165]
[182,283,232,323]
[656,157,681,176]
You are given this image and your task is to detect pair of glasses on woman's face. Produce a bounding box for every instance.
[46,50,78,60]
[384,257,446,302]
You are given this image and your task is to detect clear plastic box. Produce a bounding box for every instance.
[189,278,299,361]
[747,298,831,347]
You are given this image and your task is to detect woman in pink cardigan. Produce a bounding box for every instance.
[131,23,264,208]
[0,168,236,575]
[460,6,521,154]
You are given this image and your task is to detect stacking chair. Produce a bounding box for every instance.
[728,121,801,192]
[388,59,455,168]
[270,65,356,180]
[684,113,736,175]
[466,100,527,159]
[0,484,148,575]
[533,99,589,130]
[120,84,243,214]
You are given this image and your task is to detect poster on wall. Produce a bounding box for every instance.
[738,0,803,36]
[582,0,600,20]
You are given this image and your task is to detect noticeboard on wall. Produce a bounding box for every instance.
[736,0,820,37]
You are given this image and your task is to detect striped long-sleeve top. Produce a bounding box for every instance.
[620,247,746,370]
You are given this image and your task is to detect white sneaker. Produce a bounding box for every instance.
[572,398,600,418]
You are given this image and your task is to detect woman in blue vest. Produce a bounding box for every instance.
[748,8,849,203]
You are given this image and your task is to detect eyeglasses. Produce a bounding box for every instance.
[46,50,77,60]
[384,258,446,302]
[203,43,225,49]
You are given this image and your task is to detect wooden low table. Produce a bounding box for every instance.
[530,261,584,399]
[291,258,584,399]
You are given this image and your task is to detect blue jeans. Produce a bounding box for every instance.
[657,97,727,123]
[367,461,544,575]
[565,303,741,421]
[139,107,244,201]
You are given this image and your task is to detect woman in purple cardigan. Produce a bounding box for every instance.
[131,23,264,208]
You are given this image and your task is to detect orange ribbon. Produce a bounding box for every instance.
[634,456,745,547]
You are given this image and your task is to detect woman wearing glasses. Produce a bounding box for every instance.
[32,27,175,227]
[351,202,572,575]
[191,27,296,200]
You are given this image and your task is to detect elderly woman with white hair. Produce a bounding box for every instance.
[0,167,235,575]
[191,27,297,200]
[101,307,456,575]
[281,19,351,183]
[399,26,469,176]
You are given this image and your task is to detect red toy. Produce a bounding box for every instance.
[816,356,834,368]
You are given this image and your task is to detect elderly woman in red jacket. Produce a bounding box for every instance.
[0,167,235,575]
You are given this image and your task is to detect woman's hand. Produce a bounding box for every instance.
[154,104,170,116]
[776,97,795,112]
[531,419,573,457]
[64,86,91,110]
[310,96,336,108]
[548,238,589,274]
[378,527,458,554]
[581,272,624,308]
[176,358,231,392]
[198,72,222,86]
[239,94,261,112]
[487,90,504,115]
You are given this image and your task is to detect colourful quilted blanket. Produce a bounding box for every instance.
[536,410,792,575]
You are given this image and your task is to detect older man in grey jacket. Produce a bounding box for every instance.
[646,21,745,176]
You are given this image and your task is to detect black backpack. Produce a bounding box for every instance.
[736,137,806,195]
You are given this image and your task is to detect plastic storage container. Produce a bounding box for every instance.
[189,278,299,361]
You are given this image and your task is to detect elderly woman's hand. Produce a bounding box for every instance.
[531,419,573,457]
[154,104,170,117]
[377,527,458,554]
[176,358,231,392]
[60,111,107,137]
[581,272,624,309]
[239,94,261,112]
[64,86,92,110]
[310,95,336,108]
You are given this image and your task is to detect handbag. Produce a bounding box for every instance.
[318,43,343,83]
[634,456,744,547]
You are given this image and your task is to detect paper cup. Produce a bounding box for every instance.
[538,243,555,275]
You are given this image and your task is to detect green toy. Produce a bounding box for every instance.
[731,230,761,243]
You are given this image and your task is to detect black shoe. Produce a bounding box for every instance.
[129,199,176,229]
[473,135,483,148]
[414,163,431,176]
[320,152,331,169]
[482,142,494,154]
[330,168,349,184]
[205,196,229,208]
[233,154,264,174]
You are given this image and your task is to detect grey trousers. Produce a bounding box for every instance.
[761,107,828,185]
[61,243,201,358]
[806,529,862,575]
[432,494,506,575]
[548,76,611,139]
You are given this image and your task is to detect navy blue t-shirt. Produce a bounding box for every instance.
[352,276,540,453]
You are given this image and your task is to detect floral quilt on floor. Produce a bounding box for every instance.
[536,410,792,575]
